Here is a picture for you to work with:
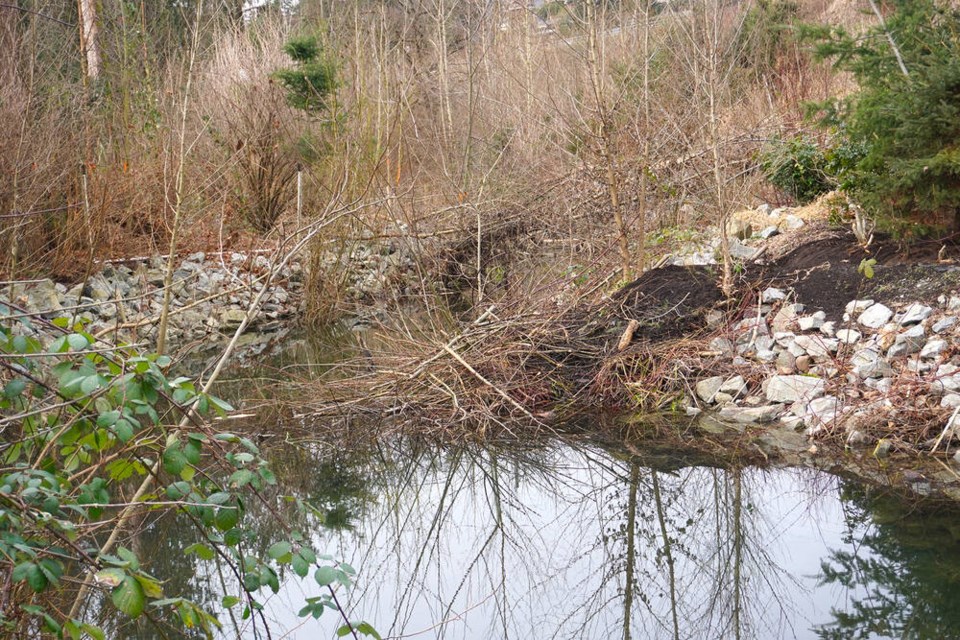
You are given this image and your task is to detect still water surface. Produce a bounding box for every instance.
[123,438,960,640]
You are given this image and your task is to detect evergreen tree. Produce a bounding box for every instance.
[806,0,960,235]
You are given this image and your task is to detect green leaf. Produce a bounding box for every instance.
[135,574,164,599]
[215,505,239,531]
[183,439,201,465]
[93,568,125,588]
[222,595,241,608]
[185,543,215,561]
[162,444,187,476]
[81,624,106,640]
[116,547,140,571]
[3,379,26,399]
[96,410,120,428]
[67,334,90,351]
[291,552,310,578]
[268,541,292,563]
[26,564,48,592]
[314,566,337,587]
[355,621,382,639]
[166,481,191,500]
[229,469,256,488]
[112,575,146,618]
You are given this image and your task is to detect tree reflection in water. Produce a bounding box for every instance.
[814,481,960,640]
[112,440,960,640]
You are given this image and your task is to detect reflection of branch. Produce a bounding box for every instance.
[387,590,497,639]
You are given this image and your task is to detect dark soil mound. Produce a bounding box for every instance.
[601,230,960,346]
[611,265,723,340]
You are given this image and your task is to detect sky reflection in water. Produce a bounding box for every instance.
[127,440,960,640]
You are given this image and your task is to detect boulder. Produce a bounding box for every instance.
[718,405,782,424]
[898,303,933,326]
[695,376,725,404]
[846,299,875,314]
[719,375,748,398]
[851,348,894,378]
[934,316,958,333]
[797,311,826,331]
[794,335,838,358]
[835,329,861,344]
[858,303,893,329]
[763,375,825,403]
[761,287,786,303]
[887,325,925,358]
[920,338,948,359]
[771,304,804,332]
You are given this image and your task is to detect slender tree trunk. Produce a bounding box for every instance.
[77,0,100,80]
[586,1,631,279]
[156,0,204,355]
[653,471,680,640]
[622,462,639,640]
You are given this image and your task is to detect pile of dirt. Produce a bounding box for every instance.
[603,225,960,344]
[610,265,724,340]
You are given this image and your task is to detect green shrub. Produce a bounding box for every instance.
[760,135,832,204]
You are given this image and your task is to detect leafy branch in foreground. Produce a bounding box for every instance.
[0,305,377,639]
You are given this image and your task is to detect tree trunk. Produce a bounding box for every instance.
[77,0,99,81]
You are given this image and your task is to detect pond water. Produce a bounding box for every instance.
[121,437,960,640]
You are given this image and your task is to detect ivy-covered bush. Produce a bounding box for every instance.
[0,308,377,638]
[760,135,833,204]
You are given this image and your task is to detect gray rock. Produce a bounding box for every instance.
[705,310,725,327]
[696,376,725,404]
[220,308,248,328]
[26,279,62,314]
[859,303,894,329]
[846,430,870,446]
[719,375,747,398]
[776,351,797,374]
[759,226,780,239]
[887,324,925,358]
[771,304,804,333]
[709,337,735,356]
[941,394,960,409]
[920,338,948,359]
[756,349,778,363]
[851,348,894,378]
[761,287,786,303]
[899,303,933,326]
[805,396,841,427]
[764,375,825,403]
[757,204,773,216]
[820,321,837,337]
[949,296,960,312]
[794,335,838,358]
[718,404,782,424]
[836,329,862,344]
[713,392,735,405]
[728,240,760,261]
[798,314,824,331]
[783,214,805,229]
[795,355,813,373]
[787,340,808,358]
[933,316,958,333]
[846,299,875,314]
